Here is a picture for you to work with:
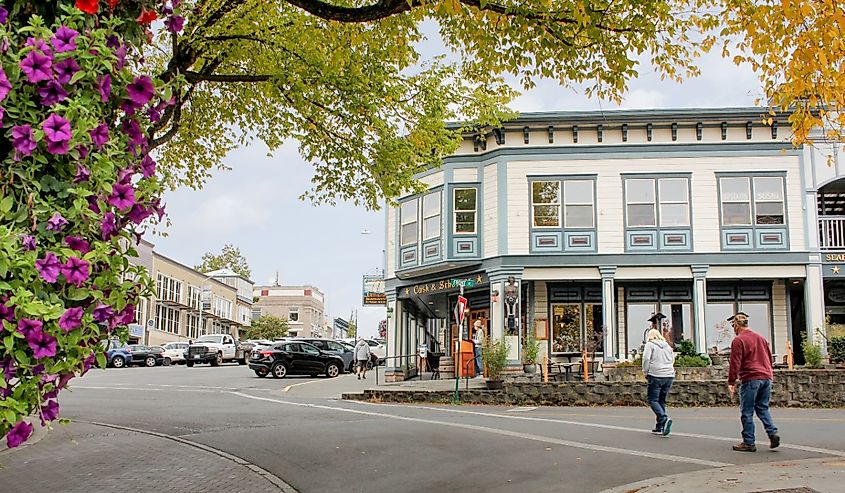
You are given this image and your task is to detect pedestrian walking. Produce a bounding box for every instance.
[727,311,780,452]
[472,320,485,376]
[355,338,371,380]
[642,321,675,436]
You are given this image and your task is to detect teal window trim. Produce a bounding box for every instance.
[528,174,597,253]
[446,183,481,259]
[451,185,479,236]
[396,185,445,270]
[716,171,789,250]
[622,173,692,252]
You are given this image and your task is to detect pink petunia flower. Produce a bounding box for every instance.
[108,183,136,211]
[58,306,84,332]
[11,125,37,157]
[19,50,53,83]
[64,235,90,254]
[29,330,58,359]
[21,234,37,251]
[17,318,43,340]
[50,26,79,53]
[46,212,68,231]
[42,113,72,143]
[61,257,89,286]
[5,421,33,449]
[35,252,61,282]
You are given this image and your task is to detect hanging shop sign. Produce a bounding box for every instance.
[399,272,488,298]
[362,274,387,306]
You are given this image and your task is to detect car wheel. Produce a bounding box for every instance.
[186,361,194,367]
[111,356,125,368]
[254,369,268,378]
[163,357,172,366]
[326,362,341,378]
[145,356,156,367]
[211,353,222,366]
[271,362,288,379]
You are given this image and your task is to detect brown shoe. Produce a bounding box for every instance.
[732,443,757,452]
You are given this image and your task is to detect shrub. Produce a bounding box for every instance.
[522,332,540,365]
[615,357,642,368]
[482,339,509,380]
[674,355,711,367]
[802,337,824,369]
[828,336,845,364]
[676,339,698,358]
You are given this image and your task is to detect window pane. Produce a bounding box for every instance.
[659,178,688,202]
[626,304,657,357]
[551,304,581,353]
[720,177,750,201]
[565,205,594,228]
[533,205,560,227]
[400,200,417,224]
[401,223,417,245]
[564,180,593,204]
[454,189,476,211]
[739,302,772,346]
[423,216,440,239]
[755,202,784,225]
[722,203,751,225]
[455,212,475,233]
[423,192,440,217]
[705,303,735,352]
[585,304,603,353]
[754,177,783,202]
[532,181,559,204]
[626,179,655,203]
[660,203,690,227]
[627,204,656,227]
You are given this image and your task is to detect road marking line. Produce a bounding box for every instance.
[74,385,222,393]
[228,391,730,467]
[357,403,845,458]
[507,406,538,413]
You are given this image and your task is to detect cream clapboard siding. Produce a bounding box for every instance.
[418,170,444,188]
[483,163,498,257]
[385,206,396,279]
[505,155,804,254]
[534,282,549,362]
[772,280,789,358]
[453,167,479,183]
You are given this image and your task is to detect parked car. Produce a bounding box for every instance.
[238,339,273,359]
[148,346,169,365]
[126,344,165,367]
[186,334,248,366]
[161,342,189,365]
[103,339,132,368]
[362,339,386,365]
[297,338,355,372]
[248,341,344,379]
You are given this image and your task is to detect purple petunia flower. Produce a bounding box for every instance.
[61,257,89,286]
[0,6,8,25]
[1,357,15,381]
[5,421,33,449]
[42,113,72,144]
[53,58,81,85]
[108,183,136,211]
[64,235,90,254]
[38,80,68,107]
[41,400,60,423]
[46,212,68,231]
[114,44,127,70]
[25,37,52,56]
[35,252,61,282]
[21,234,37,251]
[46,139,69,155]
[126,76,155,106]
[58,373,73,389]
[97,74,111,103]
[140,155,156,178]
[17,318,43,340]
[0,301,13,323]
[121,119,144,148]
[165,15,185,33]
[11,125,37,157]
[20,50,53,83]
[127,204,152,225]
[58,306,84,332]
[89,123,109,149]
[0,67,11,101]
[92,303,114,324]
[32,364,45,376]
[100,211,117,240]
[29,330,58,359]
[74,165,91,183]
[76,145,89,159]
[116,167,134,184]
[114,304,136,326]
[51,26,79,53]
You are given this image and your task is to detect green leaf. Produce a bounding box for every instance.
[0,195,12,214]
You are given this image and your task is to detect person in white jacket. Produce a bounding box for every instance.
[642,326,676,436]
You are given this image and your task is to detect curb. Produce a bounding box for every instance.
[0,416,50,457]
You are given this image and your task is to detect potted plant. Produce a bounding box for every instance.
[522,332,540,374]
[482,339,510,390]
[708,346,723,366]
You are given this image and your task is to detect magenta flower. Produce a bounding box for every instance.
[5,421,33,449]
[92,303,114,323]
[76,145,89,159]
[46,212,68,231]
[140,155,156,178]
[38,80,69,106]
[74,165,91,183]
[114,304,136,326]
[46,138,69,155]
[147,105,161,123]
[1,357,15,381]
[42,113,72,143]
[126,76,155,106]
[120,99,140,116]
[127,204,152,224]
[121,119,145,148]
[87,195,101,214]
[29,330,58,359]
[100,211,117,239]
[17,318,43,340]
[53,58,81,85]
[11,125,37,157]
[108,183,136,211]
[25,37,52,56]
[114,44,127,70]
[41,400,60,423]
[58,306,84,332]
[64,235,90,254]
[0,6,8,25]
[21,234,37,251]
[35,252,61,282]
[0,67,11,101]
[20,50,53,83]
[89,123,109,149]
[50,26,79,53]
[57,373,73,389]
[165,15,185,33]
[97,74,112,102]
[61,257,89,286]
[0,301,13,323]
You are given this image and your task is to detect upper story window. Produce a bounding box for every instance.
[720,176,784,226]
[532,181,560,227]
[453,188,477,234]
[531,180,594,228]
[187,285,201,310]
[400,200,418,246]
[289,306,299,322]
[213,296,232,319]
[422,191,442,241]
[625,177,689,227]
[564,180,594,228]
[156,273,182,304]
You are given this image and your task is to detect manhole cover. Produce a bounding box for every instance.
[752,488,821,493]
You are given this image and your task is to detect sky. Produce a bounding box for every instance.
[150,31,763,339]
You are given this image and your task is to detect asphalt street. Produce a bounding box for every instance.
[2,364,844,492]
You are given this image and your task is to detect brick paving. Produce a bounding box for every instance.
[0,421,292,492]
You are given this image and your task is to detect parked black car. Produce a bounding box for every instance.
[126,344,165,367]
[249,341,344,379]
[297,338,356,372]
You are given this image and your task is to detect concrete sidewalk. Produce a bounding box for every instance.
[601,457,845,493]
[0,421,295,493]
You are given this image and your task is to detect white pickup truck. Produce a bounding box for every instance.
[185,334,248,367]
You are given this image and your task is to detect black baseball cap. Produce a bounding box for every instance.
[726,311,749,322]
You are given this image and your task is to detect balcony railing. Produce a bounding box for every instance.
[819,216,845,250]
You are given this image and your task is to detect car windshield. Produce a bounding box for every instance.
[196,335,223,344]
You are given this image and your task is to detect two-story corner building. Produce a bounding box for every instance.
[252,285,326,337]
[148,253,246,346]
[384,107,829,381]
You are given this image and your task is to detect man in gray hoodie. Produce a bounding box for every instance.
[642,317,676,436]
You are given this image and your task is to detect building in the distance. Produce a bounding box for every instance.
[252,285,326,337]
[332,317,350,339]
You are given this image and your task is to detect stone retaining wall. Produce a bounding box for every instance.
[343,370,845,408]
[604,365,729,382]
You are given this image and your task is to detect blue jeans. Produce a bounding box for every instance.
[647,376,674,428]
[474,345,483,375]
[739,379,778,445]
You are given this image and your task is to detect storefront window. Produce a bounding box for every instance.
[552,304,581,352]
[626,303,657,357]
[705,302,771,351]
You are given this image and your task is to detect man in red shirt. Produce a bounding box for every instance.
[727,311,780,452]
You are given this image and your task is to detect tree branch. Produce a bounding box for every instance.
[184,72,274,83]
